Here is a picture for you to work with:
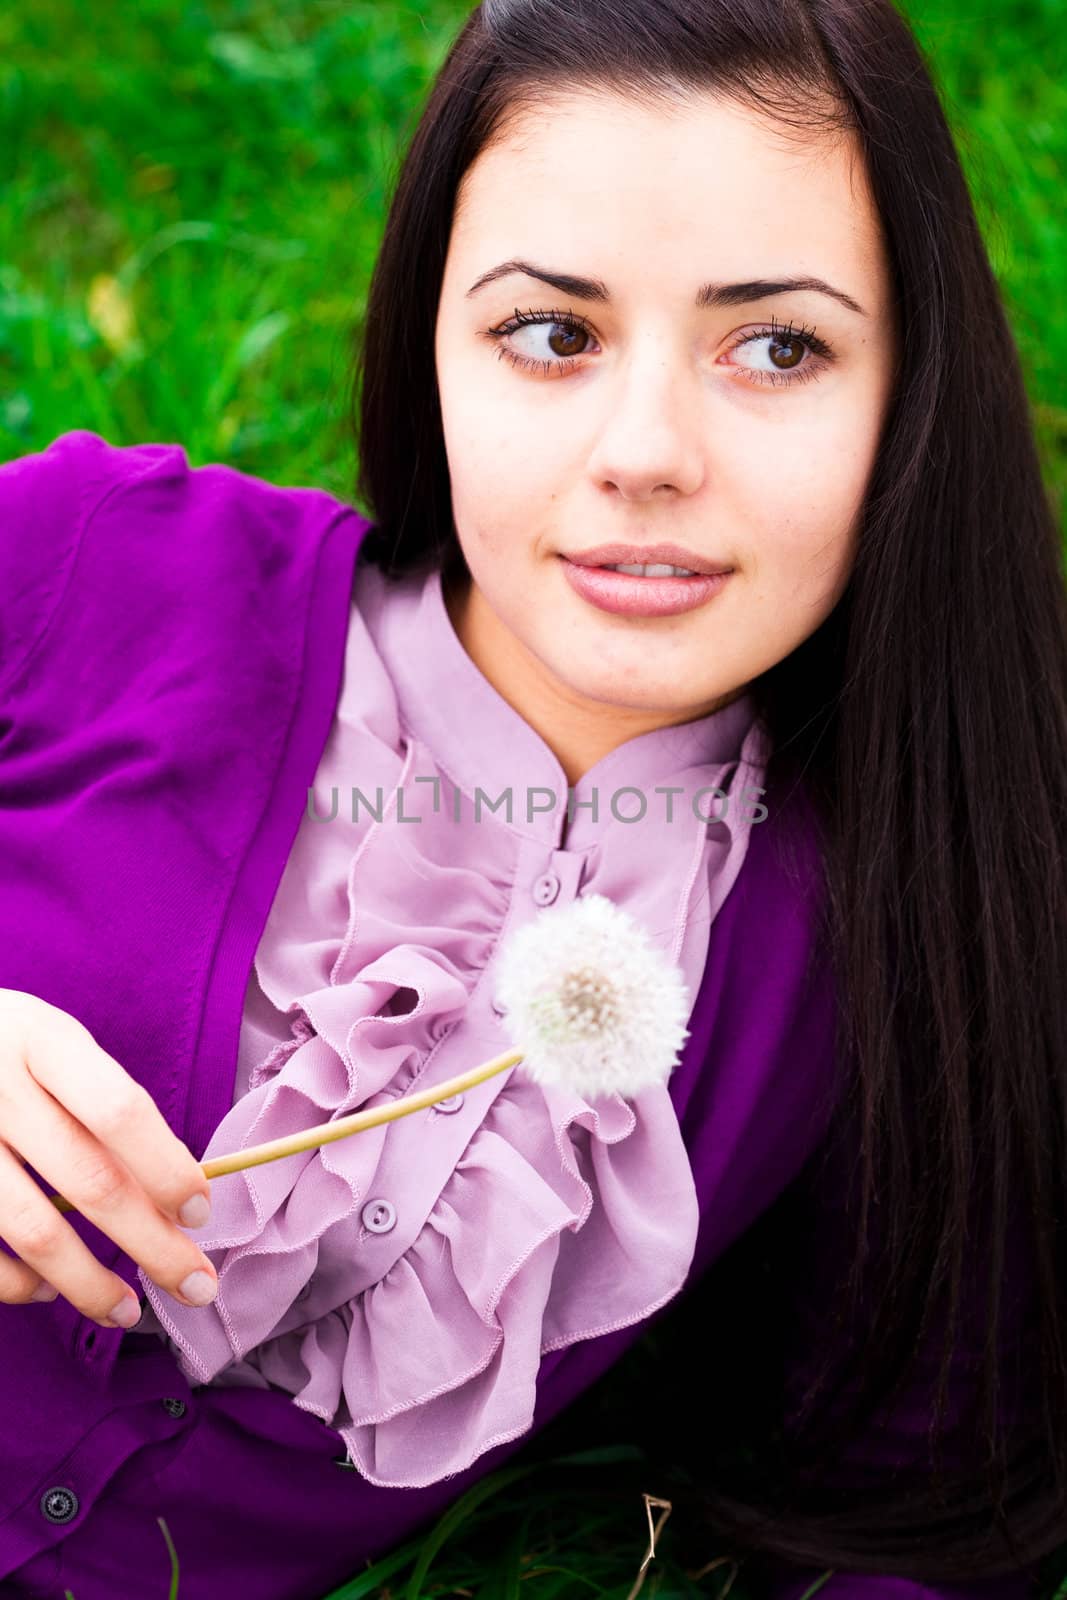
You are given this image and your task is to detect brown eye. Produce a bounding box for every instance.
[483,308,598,377]
[724,319,833,387]
[542,323,584,358]
[769,336,806,370]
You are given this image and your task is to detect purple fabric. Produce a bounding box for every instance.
[0,432,1038,1598]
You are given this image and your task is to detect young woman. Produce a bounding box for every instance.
[0,0,1064,1596]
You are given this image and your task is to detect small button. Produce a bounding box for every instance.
[434,1093,464,1114]
[161,1397,187,1419]
[492,997,509,1018]
[533,872,560,906]
[41,1486,79,1524]
[361,1198,397,1234]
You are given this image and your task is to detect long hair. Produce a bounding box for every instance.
[348,0,1067,1582]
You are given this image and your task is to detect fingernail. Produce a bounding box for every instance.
[31,1281,58,1303]
[179,1193,211,1229]
[106,1292,143,1329]
[178,1269,218,1306]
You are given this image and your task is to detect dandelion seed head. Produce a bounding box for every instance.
[491,892,692,1098]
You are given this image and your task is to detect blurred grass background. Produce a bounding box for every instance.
[0,0,1064,536]
[6,3,1066,1597]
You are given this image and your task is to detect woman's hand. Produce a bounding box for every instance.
[0,988,218,1328]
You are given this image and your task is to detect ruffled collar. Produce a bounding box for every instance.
[135,559,773,1488]
[358,560,761,854]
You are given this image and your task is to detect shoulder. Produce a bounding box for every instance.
[0,431,122,689]
[0,429,362,557]
[0,431,369,693]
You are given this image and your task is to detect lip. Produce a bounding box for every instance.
[560,556,732,618]
[564,543,732,577]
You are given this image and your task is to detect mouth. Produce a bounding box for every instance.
[559,555,733,618]
[564,551,733,578]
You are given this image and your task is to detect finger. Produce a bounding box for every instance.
[0,1141,57,1302]
[20,1001,212,1224]
[0,1139,138,1325]
[0,1083,218,1319]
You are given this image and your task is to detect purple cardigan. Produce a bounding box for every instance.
[0,432,1038,1598]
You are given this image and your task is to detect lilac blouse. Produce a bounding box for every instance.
[136,554,772,1488]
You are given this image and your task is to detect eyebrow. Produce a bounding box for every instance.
[466,257,868,318]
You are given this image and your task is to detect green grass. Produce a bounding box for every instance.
[1,0,1064,524]
[8,1,1066,1594]
[58,1440,825,1600]
[54,1389,1067,1600]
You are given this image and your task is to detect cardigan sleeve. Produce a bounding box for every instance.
[0,430,167,692]
[757,1126,1044,1600]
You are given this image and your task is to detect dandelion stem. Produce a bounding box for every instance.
[45,1049,524,1216]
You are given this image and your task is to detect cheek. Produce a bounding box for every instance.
[449,465,533,556]
[727,396,879,549]
[449,439,557,541]
[440,346,582,492]
[446,491,520,577]
[747,506,856,624]
[758,497,859,602]
[439,377,550,507]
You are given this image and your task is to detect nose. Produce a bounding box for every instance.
[586,343,704,501]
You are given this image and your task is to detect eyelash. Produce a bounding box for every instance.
[480,305,835,387]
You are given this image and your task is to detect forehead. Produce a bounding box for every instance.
[451,89,888,303]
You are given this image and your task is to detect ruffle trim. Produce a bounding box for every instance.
[135,725,764,1487]
[138,986,699,1486]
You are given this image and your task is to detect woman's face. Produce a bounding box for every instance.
[434,89,897,785]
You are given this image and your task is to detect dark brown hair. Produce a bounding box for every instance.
[348,0,1067,1583]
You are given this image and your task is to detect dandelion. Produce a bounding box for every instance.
[491,891,691,1097]
[46,893,691,1213]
